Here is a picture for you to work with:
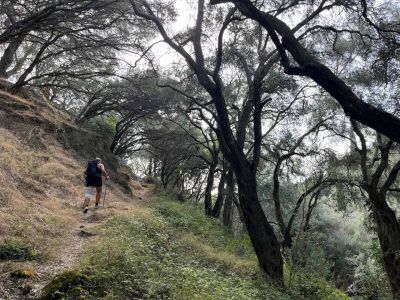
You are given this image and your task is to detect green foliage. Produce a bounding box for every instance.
[65,116,119,170]
[154,198,255,258]
[309,206,370,287]
[286,232,333,280]
[285,232,348,300]
[88,116,117,138]
[349,240,392,300]
[54,197,290,299]
[40,271,90,300]
[287,272,349,300]
[0,238,39,261]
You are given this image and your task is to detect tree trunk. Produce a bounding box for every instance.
[212,170,226,217]
[0,36,25,78]
[223,169,234,229]
[236,169,283,281]
[161,161,167,189]
[148,158,153,177]
[204,161,217,216]
[369,192,400,299]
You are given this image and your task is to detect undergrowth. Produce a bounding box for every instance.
[0,238,40,261]
[42,196,348,300]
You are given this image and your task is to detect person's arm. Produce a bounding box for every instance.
[98,163,110,180]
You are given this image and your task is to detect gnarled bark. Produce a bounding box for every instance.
[0,35,25,78]
[368,192,400,299]
[349,120,400,298]
[237,169,283,281]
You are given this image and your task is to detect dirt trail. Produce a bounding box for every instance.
[28,213,100,299]
[0,184,153,300]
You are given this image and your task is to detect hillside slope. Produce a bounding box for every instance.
[0,88,136,299]
[0,89,349,300]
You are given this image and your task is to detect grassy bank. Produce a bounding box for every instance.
[42,195,348,300]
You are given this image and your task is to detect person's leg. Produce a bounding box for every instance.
[95,186,102,206]
[83,187,93,213]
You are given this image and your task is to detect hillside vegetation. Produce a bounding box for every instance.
[1,1,399,298]
[0,90,350,299]
[41,196,350,300]
[0,89,132,299]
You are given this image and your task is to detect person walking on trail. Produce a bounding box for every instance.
[83,157,109,213]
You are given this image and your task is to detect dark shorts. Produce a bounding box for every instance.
[86,176,102,187]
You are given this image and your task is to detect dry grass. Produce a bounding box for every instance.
[0,88,76,127]
[0,127,81,257]
[0,89,139,299]
[0,90,36,107]
[0,122,134,258]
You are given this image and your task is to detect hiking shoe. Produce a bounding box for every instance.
[95,203,99,209]
[83,206,89,214]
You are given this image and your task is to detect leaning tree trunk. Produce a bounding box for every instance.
[369,192,400,299]
[236,169,283,281]
[0,35,26,78]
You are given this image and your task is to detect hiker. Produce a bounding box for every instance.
[83,157,109,213]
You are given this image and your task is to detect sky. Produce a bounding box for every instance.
[147,0,197,70]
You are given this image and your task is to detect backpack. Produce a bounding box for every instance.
[86,160,100,177]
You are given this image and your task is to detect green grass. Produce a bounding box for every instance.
[154,196,256,260]
[41,197,349,299]
[0,238,40,261]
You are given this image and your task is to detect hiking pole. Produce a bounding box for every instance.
[102,183,108,207]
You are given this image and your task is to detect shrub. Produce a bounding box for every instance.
[40,271,90,300]
[286,272,349,299]
[0,238,39,261]
[89,117,116,138]
[349,242,392,300]
[143,176,156,184]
